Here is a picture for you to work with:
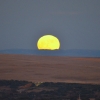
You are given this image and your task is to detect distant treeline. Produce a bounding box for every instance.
[0,79,100,90]
[0,80,35,88]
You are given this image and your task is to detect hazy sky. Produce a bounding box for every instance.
[0,0,100,50]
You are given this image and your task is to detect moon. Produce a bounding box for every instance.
[37,35,60,50]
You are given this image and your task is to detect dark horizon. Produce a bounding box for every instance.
[0,49,100,57]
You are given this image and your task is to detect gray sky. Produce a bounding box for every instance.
[0,0,100,50]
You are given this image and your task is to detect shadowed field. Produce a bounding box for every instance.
[0,54,100,84]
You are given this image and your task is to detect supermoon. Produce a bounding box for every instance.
[37,35,60,50]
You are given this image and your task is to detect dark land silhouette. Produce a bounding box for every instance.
[0,54,100,99]
[0,80,100,100]
[0,49,100,57]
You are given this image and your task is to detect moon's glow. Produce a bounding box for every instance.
[37,35,60,50]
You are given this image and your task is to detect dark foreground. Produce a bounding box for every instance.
[0,80,100,100]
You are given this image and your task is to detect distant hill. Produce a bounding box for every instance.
[0,49,100,57]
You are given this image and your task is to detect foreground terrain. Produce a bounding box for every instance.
[0,54,100,84]
[0,80,100,100]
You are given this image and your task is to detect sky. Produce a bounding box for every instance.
[0,0,100,50]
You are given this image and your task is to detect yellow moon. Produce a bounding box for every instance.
[37,35,60,50]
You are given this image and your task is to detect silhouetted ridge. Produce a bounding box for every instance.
[0,49,100,57]
[0,80,100,100]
